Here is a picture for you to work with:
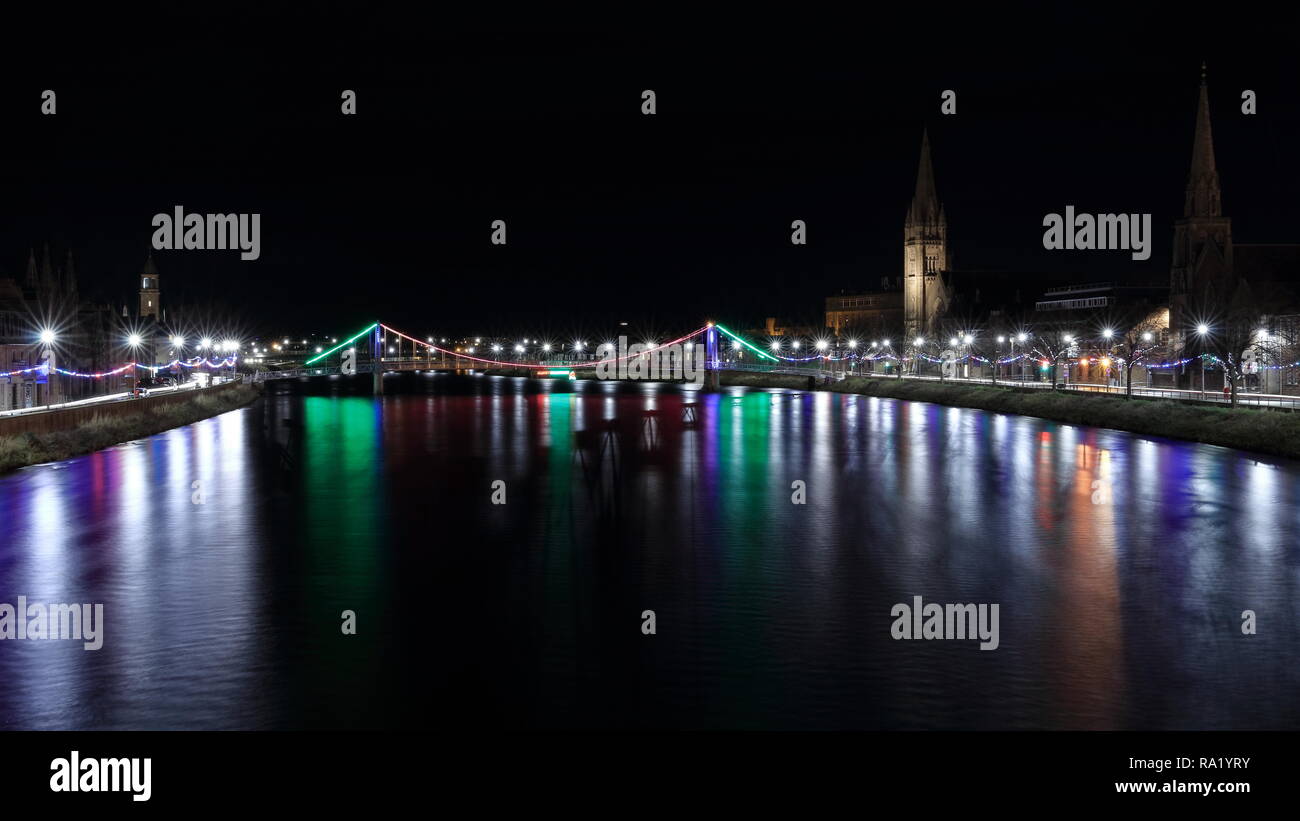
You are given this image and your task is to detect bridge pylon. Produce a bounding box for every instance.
[702,324,720,391]
[373,324,384,396]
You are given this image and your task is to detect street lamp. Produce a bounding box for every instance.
[37,329,57,407]
[1196,324,1210,396]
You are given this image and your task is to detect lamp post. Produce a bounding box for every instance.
[127,333,144,395]
[1196,324,1209,397]
[38,329,56,408]
[1017,332,1028,382]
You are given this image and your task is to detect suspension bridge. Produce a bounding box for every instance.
[19,318,1300,412]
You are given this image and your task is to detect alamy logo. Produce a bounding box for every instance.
[0,596,103,650]
[595,337,703,386]
[1042,206,1151,261]
[152,205,261,260]
[890,595,999,650]
[50,751,150,802]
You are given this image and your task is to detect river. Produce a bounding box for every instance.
[0,373,1296,730]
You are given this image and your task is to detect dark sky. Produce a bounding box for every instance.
[1,7,1298,341]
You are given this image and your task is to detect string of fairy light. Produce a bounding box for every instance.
[2,356,238,380]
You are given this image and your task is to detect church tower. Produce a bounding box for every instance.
[139,253,161,320]
[1170,64,1233,351]
[903,129,950,339]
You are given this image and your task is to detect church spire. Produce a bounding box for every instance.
[1184,63,1222,217]
[908,128,941,224]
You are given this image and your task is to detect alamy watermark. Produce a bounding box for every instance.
[891,595,999,650]
[1042,206,1151,261]
[152,205,261,260]
[595,337,703,386]
[0,596,104,650]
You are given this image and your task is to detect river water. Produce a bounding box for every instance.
[1,373,1297,730]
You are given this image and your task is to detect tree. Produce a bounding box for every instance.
[1028,321,1078,390]
[1113,312,1166,399]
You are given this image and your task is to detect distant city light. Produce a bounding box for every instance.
[200,338,212,349]
[1142,332,1153,342]
[962,334,972,345]
[172,335,185,348]
[128,333,143,346]
[1197,324,1209,335]
[1017,333,1028,342]
[882,339,891,347]
[771,340,781,350]
[39,329,56,345]
[1103,329,1114,339]
[915,337,924,346]
[815,339,828,351]
[848,340,857,348]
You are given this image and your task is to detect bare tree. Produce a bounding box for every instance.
[1028,320,1078,391]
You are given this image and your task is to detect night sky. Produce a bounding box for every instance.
[1,8,1298,340]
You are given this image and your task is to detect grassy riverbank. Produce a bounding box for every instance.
[0,384,261,474]
[827,376,1300,460]
[720,370,816,390]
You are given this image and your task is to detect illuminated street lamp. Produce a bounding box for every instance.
[1196,324,1210,396]
[37,330,57,407]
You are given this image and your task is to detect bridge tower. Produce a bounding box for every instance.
[703,324,720,391]
[373,325,384,395]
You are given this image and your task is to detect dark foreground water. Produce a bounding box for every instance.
[1,373,1297,730]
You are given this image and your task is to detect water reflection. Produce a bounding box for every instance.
[0,373,1296,730]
